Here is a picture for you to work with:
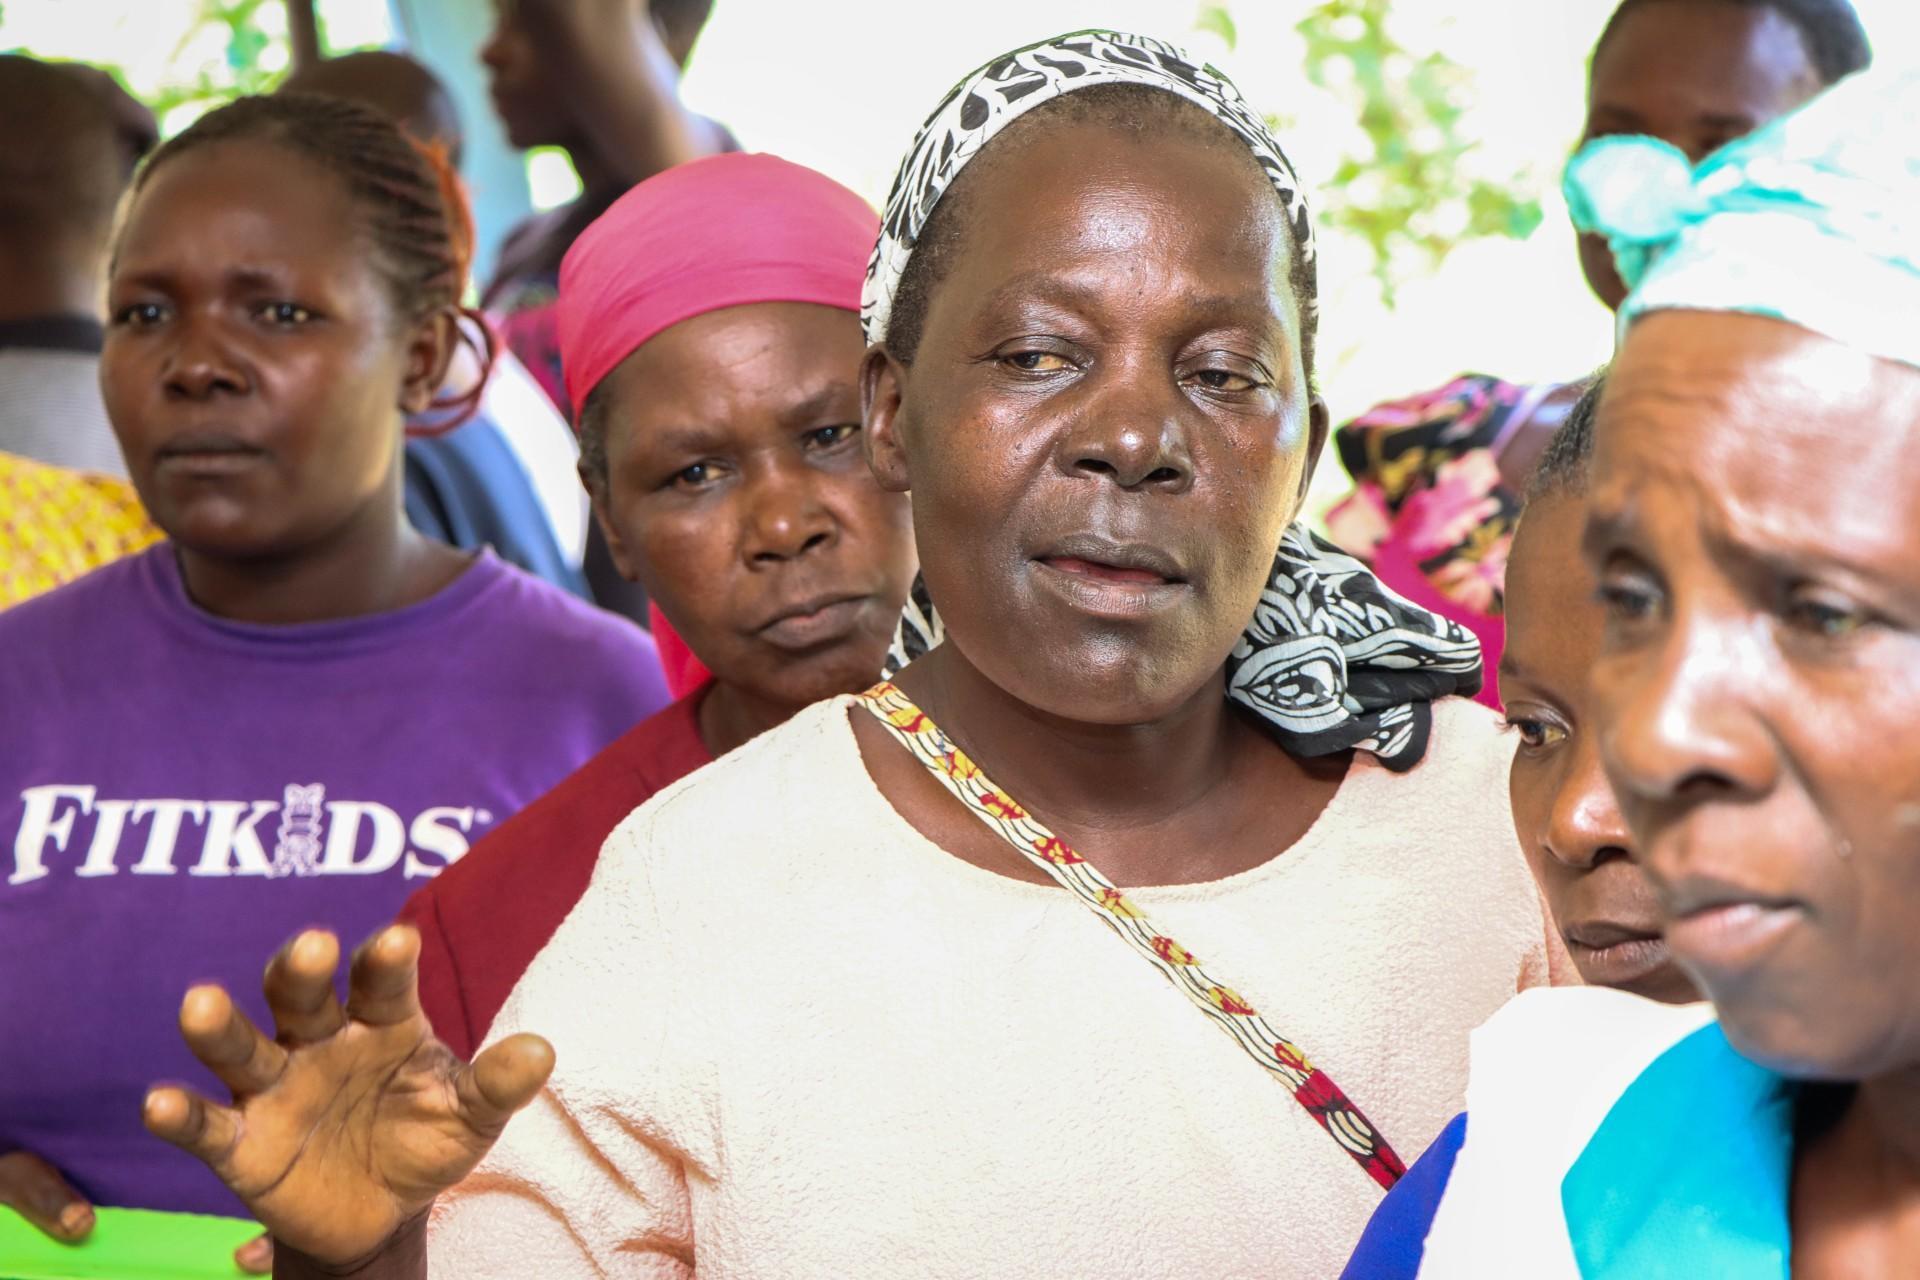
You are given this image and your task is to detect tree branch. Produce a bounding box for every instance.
[286,0,322,73]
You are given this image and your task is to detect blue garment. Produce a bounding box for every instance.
[1340,1113,1468,1278]
[1339,1024,1797,1277]
[1560,1025,1792,1278]
[404,411,588,599]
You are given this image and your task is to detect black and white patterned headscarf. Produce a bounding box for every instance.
[868,30,1482,771]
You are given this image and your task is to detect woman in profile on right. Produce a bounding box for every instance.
[1347,63,1920,1276]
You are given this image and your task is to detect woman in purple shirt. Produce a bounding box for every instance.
[0,94,668,1263]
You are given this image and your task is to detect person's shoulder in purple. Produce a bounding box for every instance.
[0,93,665,1238]
[0,545,661,1218]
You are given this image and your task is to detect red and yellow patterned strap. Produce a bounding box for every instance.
[858,681,1406,1190]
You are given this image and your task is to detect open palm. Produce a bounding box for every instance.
[144,926,553,1267]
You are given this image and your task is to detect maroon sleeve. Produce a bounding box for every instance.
[395,698,711,1057]
[399,884,476,1060]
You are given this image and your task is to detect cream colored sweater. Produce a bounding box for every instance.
[431,696,1558,1278]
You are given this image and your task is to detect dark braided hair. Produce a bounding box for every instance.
[883,82,1319,389]
[1592,0,1871,86]
[125,92,493,430]
[1528,373,1606,503]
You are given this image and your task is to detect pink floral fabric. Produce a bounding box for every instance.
[1328,375,1552,711]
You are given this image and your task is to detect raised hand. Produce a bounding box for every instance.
[143,926,553,1268]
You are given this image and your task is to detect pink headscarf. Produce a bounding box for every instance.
[556,153,880,698]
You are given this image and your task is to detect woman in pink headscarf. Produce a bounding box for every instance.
[396,152,918,1057]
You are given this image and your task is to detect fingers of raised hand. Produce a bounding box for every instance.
[346,924,424,1029]
[0,1151,94,1241]
[263,929,345,1046]
[180,984,288,1098]
[141,1085,243,1172]
[457,1033,556,1139]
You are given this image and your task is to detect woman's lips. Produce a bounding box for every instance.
[1040,555,1169,585]
[155,445,267,478]
[1031,554,1189,619]
[757,595,869,652]
[1663,900,1804,977]
[1564,923,1673,990]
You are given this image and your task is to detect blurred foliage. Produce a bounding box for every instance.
[0,1,325,130]
[143,0,296,122]
[1203,0,1543,305]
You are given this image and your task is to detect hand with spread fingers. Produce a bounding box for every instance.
[142,925,554,1269]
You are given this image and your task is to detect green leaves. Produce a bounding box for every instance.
[1285,0,1544,305]
[1196,4,1239,51]
[58,0,331,133]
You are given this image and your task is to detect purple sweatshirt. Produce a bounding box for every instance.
[0,545,668,1215]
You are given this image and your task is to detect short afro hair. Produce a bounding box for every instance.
[1593,0,1871,87]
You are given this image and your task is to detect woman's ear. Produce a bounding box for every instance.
[581,461,646,584]
[399,308,461,415]
[861,345,914,494]
[1297,394,1331,506]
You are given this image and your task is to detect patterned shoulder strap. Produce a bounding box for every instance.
[857,682,1405,1190]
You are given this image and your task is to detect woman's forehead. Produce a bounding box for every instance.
[1600,312,1907,449]
[609,303,864,417]
[864,35,1313,348]
[941,125,1294,312]
[118,139,359,269]
[1593,313,1920,558]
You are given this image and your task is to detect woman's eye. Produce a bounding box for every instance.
[668,461,720,490]
[1505,716,1568,751]
[803,424,858,450]
[1784,589,1870,639]
[1000,350,1072,374]
[1190,368,1259,393]
[259,302,315,325]
[114,302,168,328]
[1595,566,1661,625]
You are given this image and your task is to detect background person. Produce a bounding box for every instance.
[278,49,594,599]
[479,0,730,413]
[401,152,916,1057]
[0,450,160,609]
[0,55,154,477]
[1348,65,1920,1275]
[0,94,666,1250]
[479,0,734,623]
[1499,377,1698,1006]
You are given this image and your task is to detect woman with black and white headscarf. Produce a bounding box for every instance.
[141,32,1569,1279]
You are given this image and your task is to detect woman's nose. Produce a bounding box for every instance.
[161,324,248,401]
[1598,614,1780,815]
[1054,370,1193,493]
[742,464,837,565]
[1544,732,1635,871]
